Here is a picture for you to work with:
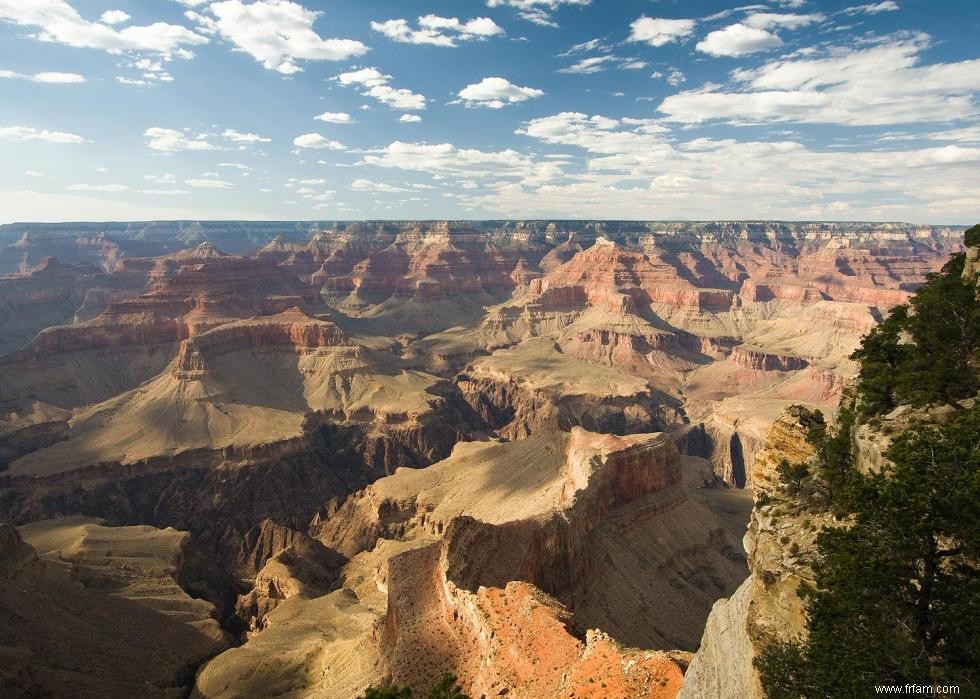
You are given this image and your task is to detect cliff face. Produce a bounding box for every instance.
[964,237,980,291]
[680,406,833,698]
[198,427,748,698]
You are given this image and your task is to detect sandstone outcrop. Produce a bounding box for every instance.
[197,427,746,697]
[680,406,836,698]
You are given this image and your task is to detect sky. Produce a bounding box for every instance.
[0,0,979,223]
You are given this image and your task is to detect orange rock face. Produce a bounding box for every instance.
[464,583,685,699]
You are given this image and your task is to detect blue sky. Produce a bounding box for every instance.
[1,0,979,223]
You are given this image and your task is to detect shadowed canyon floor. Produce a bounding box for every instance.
[0,220,963,697]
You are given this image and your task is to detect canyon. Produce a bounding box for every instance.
[0,220,964,698]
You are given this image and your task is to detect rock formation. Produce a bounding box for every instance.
[0,220,966,698]
[0,518,228,697]
[196,426,744,698]
[679,406,836,698]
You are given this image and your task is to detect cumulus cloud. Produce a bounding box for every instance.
[144,127,216,152]
[293,133,345,149]
[200,0,368,74]
[661,35,980,126]
[0,0,208,58]
[455,77,543,108]
[115,57,174,85]
[349,178,411,193]
[486,0,590,28]
[465,109,980,221]
[399,114,422,123]
[371,15,503,46]
[696,24,783,57]
[0,69,85,83]
[627,17,696,47]
[362,141,552,182]
[335,67,426,110]
[516,112,669,155]
[222,128,270,143]
[0,125,87,143]
[315,111,355,124]
[99,9,129,25]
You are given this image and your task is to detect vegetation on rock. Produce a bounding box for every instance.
[852,252,978,415]
[756,238,980,697]
[360,673,468,699]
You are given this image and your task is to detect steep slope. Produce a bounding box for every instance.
[197,427,746,698]
[679,406,835,698]
[5,309,444,477]
[0,520,227,698]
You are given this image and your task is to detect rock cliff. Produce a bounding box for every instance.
[680,406,834,698]
[197,427,747,697]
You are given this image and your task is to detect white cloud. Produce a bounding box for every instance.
[218,162,252,170]
[486,0,590,28]
[627,17,696,47]
[67,183,127,192]
[293,133,345,149]
[204,0,368,74]
[743,12,824,30]
[517,112,668,155]
[138,188,190,195]
[841,2,900,16]
[0,68,85,83]
[361,141,561,186]
[559,38,606,56]
[183,10,218,35]
[144,173,176,183]
[335,67,426,110]
[115,56,173,85]
[558,55,616,74]
[0,0,208,57]
[399,114,422,123]
[371,15,503,46]
[0,125,87,143]
[25,170,44,177]
[457,110,980,222]
[696,24,783,57]
[185,178,234,188]
[144,127,216,151]
[222,128,270,143]
[456,76,543,108]
[99,9,129,25]
[662,35,980,126]
[315,111,355,124]
[349,178,411,193]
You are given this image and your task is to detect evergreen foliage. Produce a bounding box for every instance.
[851,253,978,415]
[757,407,980,696]
[965,223,980,247]
[756,237,980,697]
